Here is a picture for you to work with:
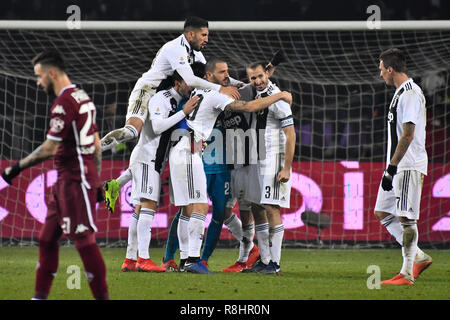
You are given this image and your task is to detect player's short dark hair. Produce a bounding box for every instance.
[170,62,205,87]
[31,50,66,71]
[379,48,407,73]
[246,61,266,71]
[205,57,226,73]
[191,61,206,78]
[184,16,208,31]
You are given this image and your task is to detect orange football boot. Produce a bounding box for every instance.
[381,273,414,285]
[136,258,166,272]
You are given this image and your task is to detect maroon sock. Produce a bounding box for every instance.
[76,243,109,300]
[34,240,59,300]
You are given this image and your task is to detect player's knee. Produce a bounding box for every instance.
[374,210,389,221]
[74,232,96,250]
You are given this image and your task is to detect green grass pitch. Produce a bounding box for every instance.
[1,247,449,300]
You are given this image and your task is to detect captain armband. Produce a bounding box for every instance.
[280,115,294,128]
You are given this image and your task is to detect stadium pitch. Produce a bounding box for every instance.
[0,247,449,300]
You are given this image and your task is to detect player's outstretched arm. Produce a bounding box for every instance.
[151,96,199,135]
[176,66,240,99]
[1,138,60,184]
[225,91,292,113]
[100,117,143,152]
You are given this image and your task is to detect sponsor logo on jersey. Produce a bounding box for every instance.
[50,117,65,133]
[52,104,66,115]
[75,224,89,234]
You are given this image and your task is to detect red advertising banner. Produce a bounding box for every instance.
[0,160,449,242]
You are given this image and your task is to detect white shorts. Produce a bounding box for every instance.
[126,83,157,124]
[131,161,161,204]
[169,136,208,206]
[374,170,424,220]
[226,166,252,211]
[259,153,291,208]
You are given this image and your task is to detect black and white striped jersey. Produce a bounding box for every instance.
[386,78,427,175]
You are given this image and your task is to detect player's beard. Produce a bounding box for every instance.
[45,80,56,97]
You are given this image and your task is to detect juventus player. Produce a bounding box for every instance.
[242,61,296,275]
[1,50,109,299]
[121,71,199,272]
[101,16,240,213]
[221,52,286,273]
[169,61,292,273]
[375,48,432,285]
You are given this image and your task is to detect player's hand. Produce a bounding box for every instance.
[381,164,397,191]
[101,135,119,152]
[183,95,199,115]
[269,50,286,67]
[277,167,290,183]
[1,162,22,185]
[220,86,240,100]
[280,91,293,106]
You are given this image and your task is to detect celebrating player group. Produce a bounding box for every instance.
[0,16,432,300]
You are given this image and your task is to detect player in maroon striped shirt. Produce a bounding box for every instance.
[1,50,109,300]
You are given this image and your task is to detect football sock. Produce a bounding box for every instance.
[117,168,132,189]
[380,214,425,261]
[400,220,418,280]
[125,213,139,260]
[164,207,181,262]
[239,223,255,262]
[76,242,109,300]
[188,213,206,258]
[137,208,155,260]
[34,240,59,300]
[255,223,271,265]
[201,215,223,262]
[224,213,243,241]
[177,214,190,260]
[269,224,284,265]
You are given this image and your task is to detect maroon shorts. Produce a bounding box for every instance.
[41,180,98,242]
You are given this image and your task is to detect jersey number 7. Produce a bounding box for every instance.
[186,94,204,121]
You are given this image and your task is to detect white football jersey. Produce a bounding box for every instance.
[134,88,184,172]
[254,80,293,156]
[186,88,235,142]
[386,78,428,175]
[135,34,207,89]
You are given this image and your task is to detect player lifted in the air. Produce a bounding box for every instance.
[169,61,292,274]
[101,16,240,213]
[120,70,199,272]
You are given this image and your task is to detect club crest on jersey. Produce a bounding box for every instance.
[52,104,66,115]
[179,56,185,65]
[50,117,65,133]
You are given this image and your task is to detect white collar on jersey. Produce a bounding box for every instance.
[180,34,192,53]
[57,84,76,96]
[169,87,183,104]
[395,78,413,94]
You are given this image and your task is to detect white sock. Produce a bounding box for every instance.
[188,213,206,258]
[224,213,243,241]
[400,221,418,280]
[255,223,270,265]
[269,224,284,265]
[380,214,424,260]
[239,224,255,262]
[177,214,190,260]
[125,213,139,260]
[137,209,155,260]
[117,169,132,189]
